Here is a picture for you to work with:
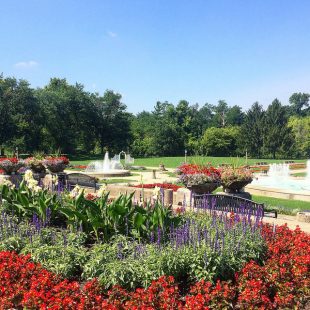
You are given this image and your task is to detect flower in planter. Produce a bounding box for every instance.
[176,163,221,187]
[133,183,182,192]
[0,157,25,175]
[219,166,253,192]
[43,156,69,173]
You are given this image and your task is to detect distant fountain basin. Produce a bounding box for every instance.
[84,152,130,178]
[246,160,310,201]
[251,161,310,191]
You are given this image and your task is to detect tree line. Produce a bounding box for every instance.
[0,74,309,159]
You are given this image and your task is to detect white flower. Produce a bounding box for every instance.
[24,170,33,182]
[23,170,43,192]
[52,175,58,186]
[33,185,42,193]
[2,179,15,189]
[97,184,107,197]
[152,186,161,200]
[69,185,83,199]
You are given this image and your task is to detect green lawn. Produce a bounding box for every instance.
[252,195,310,215]
[70,155,305,169]
[291,172,307,177]
[213,187,309,215]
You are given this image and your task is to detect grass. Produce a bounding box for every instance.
[70,155,306,169]
[252,195,310,215]
[291,172,307,177]
[213,187,309,215]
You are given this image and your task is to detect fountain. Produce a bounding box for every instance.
[84,151,130,178]
[268,163,290,179]
[251,162,310,191]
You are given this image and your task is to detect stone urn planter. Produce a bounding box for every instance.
[0,158,24,175]
[222,179,252,193]
[25,158,47,182]
[29,164,46,181]
[45,164,67,174]
[29,163,46,174]
[43,156,69,174]
[187,182,220,194]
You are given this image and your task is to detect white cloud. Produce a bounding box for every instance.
[14,60,38,68]
[107,31,117,38]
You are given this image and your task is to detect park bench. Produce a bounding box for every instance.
[192,193,277,218]
[255,162,268,166]
[66,173,99,192]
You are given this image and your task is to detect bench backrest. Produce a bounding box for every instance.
[67,173,97,189]
[192,193,276,218]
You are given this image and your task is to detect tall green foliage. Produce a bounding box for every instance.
[289,92,310,116]
[264,99,293,159]
[242,102,265,158]
[0,76,42,152]
[200,127,241,156]
[288,116,310,157]
[0,73,307,158]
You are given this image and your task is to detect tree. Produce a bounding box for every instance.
[0,76,15,150]
[130,111,157,156]
[226,105,244,126]
[0,76,42,153]
[200,126,241,156]
[264,99,292,159]
[213,100,229,127]
[289,92,310,116]
[242,102,265,158]
[95,90,132,154]
[37,78,99,154]
[288,116,310,157]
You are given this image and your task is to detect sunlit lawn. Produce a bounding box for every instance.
[70,155,305,169]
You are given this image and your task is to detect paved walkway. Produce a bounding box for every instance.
[263,213,310,233]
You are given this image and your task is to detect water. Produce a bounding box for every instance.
[85,151,124,173]
[251,161,310,192]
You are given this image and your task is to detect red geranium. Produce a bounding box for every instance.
[133,183,182,192]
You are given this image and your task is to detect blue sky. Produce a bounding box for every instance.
[1,0,310,113]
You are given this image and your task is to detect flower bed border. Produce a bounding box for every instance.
[0,224,309,309]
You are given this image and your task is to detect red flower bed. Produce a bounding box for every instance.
[177,163,221,178]
[72,165,87,169]
[133,183,182,192]
[0,224,309,309]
